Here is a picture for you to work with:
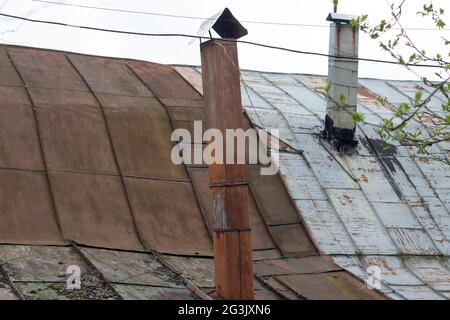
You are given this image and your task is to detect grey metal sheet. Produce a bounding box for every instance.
[295,200,357,255]
[0,245,83,282]
[387,81,444,112]
[113,284,196,300]
[404,257,450,291]
[388,228,439,255]
[285,114,323,134]
[279,85,327,114]
[389,285,446,300]
[416,158,450,189]
[162,256,214,288]
[371,202,422,228]
[241,85,273,109]
[360,256,423,286]
[293,74,328,92]
[261,73,299,86]
[327,189,398,254]
[407,197,450,255]
[390,157,436,197]
[295,134,359,189]
[279,153,327,200]
[345,155,402,203]
[80,247,183,287]
[358,79,409,105]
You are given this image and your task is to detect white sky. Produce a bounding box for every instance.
[0,0,449,80]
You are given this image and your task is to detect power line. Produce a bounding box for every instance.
[32,0,450,31]
[0,11,444,68]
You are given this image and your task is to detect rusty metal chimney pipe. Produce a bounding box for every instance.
[200,39,254,300]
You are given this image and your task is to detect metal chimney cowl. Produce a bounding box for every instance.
[324,13,359,148]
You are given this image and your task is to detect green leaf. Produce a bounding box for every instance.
[352,112,365,122]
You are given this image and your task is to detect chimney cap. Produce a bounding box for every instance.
[326,12,358,24]
[195,8,248,40]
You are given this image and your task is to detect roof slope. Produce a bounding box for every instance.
[175,66,450,300]
[0,44,381,300]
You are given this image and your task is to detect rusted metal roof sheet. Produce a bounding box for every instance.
[50,171,143,251]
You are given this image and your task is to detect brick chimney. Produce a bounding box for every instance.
[324,12,359,147]
[198,9,254,300]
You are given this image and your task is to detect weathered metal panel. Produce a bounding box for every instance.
[279,153,327,200]
[0,169,64,245]
[371,202,422,229]
[261,73,299,86]
[358,79,409,105]
[0,47,22,86]
[37,104,118,173]
[388,80,444,111]
[244,108,298,147]
[162,256,214,288]
[0,86,30,106]
[68,55,152,97]
[415,157,450,189]
[128,61,202,100]
[49,171,143,251]
[29,88,99,109]
[276,271,384,300]
[8,48,88,91]
[295,134,359,189]
[0,246,83,282]
[327,189,398,254]
[281,84,327,110]
[173,66,204,94]
[293,74,328,92]
[345,156,402,203]
[407,197,450,255]
[241,85,273,109]
[248,165,300,225]
[394,224,438,254]
[0,101,44,170]
[104,106,188,180]
[268,224,317,257]
[361,256,423,286]
[113,284,196,300]
[405,257,450,291]
[286,114,323,134]
[295,200,357,254]
[253,256,341,276]
[389,285,445,300]
[124,178,212,256]
[80,247,183,287]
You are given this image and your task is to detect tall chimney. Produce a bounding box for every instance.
[324,13,359,147]
[199,9,254,300]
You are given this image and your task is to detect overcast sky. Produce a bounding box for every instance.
[0,0,449,80]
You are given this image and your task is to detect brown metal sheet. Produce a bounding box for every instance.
[96,94,160,109]
[128,61,202,100]
[80,247,184,287]
[268,224,317,257]
[7,47,88,91]
[105,106,188,180]
[68,54,152,97]
[0,102,44,170]
[166,106,205,122]
[0,85,30,105]
[276,271,385,300]
[37,104,117,173]
[124,178,212,256]
[252,249,283,261]
[0,46,22,86]
[0,169,64,245]
[253,256,341,276]
[248,166,300,225]
[113,284,195,300]
[188,167,276,251]
[49,171,143,251]
[160,98,205,108]
[29,88,99,109]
